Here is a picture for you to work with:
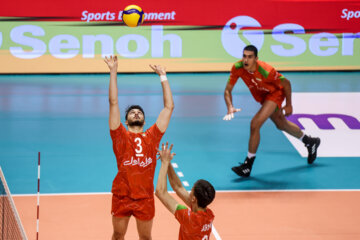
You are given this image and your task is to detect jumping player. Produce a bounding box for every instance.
[104,55,174,240]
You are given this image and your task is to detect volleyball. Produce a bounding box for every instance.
[122,5,144,27]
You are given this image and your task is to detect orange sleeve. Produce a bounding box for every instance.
[147,124,164,146]
[110,123,127,153]
[267,68,286,87]
[228,64,239,86]
[175,207,191,225]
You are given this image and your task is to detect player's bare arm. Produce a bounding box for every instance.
[223,82,241,121]
[104,55,121,130]
[167,163,192,207]
[280,78,293,116]
[149,64,174,133]
[155,142,178,214]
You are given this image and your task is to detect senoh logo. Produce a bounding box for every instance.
[8,25,182,59]
[221,16,264,59]
[221,16,359,58]
[341,9,360,20]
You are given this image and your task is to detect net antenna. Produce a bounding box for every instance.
[36,152,40,240]
[0,167,28,239]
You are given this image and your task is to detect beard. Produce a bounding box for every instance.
[128,119,144,127]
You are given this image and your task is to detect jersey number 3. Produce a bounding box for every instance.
[134,137,143,157]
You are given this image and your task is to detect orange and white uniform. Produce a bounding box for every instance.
[175,205,215,240]
[110,123,164,220]
[229,60,287,108]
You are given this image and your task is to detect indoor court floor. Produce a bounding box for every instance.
[1,71,359,239]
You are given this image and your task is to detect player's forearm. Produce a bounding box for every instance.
[224,89,233,110]
[167,164,184,192]
[155,161,170,196]
[161,79,174,111]
[109,69,119,105]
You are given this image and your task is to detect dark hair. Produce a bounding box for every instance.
[193,179,215,208]
[244,45,258,57]
[125,105,145,120]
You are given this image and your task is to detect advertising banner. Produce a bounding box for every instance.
[1,0,359,73]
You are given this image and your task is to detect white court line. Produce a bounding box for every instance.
[13,189,360,197]
[212,225,222,240]
[182,181,189,187]
[13,188,360,197]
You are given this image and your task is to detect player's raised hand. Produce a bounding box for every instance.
[104,55,118,71]
[149,64,167,76]
[223,106,241,121]
[157,142,176,163]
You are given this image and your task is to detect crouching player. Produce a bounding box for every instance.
[155,142,215,240]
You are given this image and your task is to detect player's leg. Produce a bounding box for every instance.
[232,100,277,177]
[248,100,278,153]
[112,216,131,240]
[133,197,154,240]
[111,195,133,240]
[270,108,320,164]
[135,218,153,240]
[270,108,303,138]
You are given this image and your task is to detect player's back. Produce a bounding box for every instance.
[175,205,215,240]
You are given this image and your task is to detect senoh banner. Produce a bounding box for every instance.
[0,0,359,73]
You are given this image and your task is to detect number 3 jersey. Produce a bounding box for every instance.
[110,123,164,199]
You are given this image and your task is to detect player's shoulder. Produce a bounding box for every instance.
[110,122,127,136]
[205,208,215,219]
[175,204,190,217]
[257,60,277,79]
[176,204,188,211]
[257,60,276,72]
[232,60,244,70]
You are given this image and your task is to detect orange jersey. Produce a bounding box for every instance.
[110,123,164,199]
[228,60,286,104]
[175,205,215,240]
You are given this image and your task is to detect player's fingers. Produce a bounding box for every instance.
[235,108,241,112]
[165,142,169,150]
[223,115,228,121]
[171,153,176,158]
[231,113,234,119]
[162,143,165,150]
[169,144,174,151]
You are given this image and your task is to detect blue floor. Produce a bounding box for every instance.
[1,72,360,194]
